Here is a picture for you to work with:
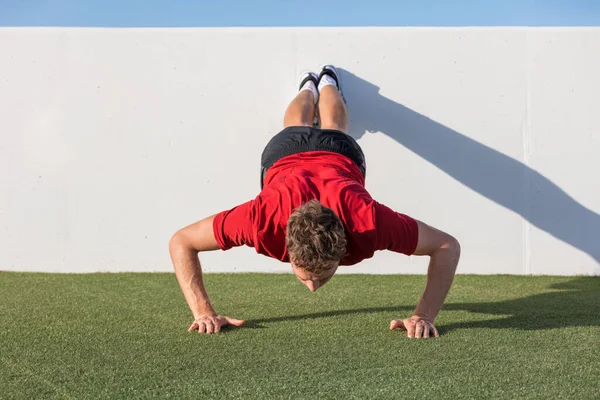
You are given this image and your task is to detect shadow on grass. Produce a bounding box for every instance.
[244,278,600,333]
[244,306,412,329]
[441,277,600,333]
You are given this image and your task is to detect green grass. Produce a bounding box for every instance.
[1,273,599,399]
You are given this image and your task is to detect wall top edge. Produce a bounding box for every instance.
[1,26,599,32]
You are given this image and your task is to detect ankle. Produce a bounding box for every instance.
[318,74,338,92]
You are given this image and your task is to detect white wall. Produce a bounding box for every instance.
[1,28,599,275]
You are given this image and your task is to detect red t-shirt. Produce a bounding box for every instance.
[213,151,418,266]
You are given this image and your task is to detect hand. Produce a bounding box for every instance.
[188,314,245,334]
[390,315,439,338]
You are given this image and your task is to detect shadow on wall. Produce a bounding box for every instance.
[340,69,600,269]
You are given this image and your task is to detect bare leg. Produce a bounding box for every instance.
[284,90,316,128]
[318,85,349,133]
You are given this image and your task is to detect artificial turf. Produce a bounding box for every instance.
[1,272,599,399]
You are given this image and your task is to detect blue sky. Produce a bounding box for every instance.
[1,0,599,27]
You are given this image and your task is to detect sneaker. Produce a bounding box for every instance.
[298,71,319,91]
[298,71,319,127]
[318,64,345,103]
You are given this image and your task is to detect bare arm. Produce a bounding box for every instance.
[169,215,244,333]
[412,220,461,322]
[169,215,220,318]
[390,220,460,338]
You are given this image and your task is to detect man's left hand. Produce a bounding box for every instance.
[390,315,439,338]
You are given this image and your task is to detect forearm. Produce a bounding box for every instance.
[414,243,460,321]
[170,245,216,319]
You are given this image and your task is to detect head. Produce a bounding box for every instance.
[286,199,347,292]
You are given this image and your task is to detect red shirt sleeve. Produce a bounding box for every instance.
[212,201,255,250]
[373,201,419,255]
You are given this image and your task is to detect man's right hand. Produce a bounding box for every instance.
[188,314,246,334]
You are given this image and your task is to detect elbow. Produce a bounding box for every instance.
[427,231,461,264]
[441,235,461,263]
[169,230,193,255]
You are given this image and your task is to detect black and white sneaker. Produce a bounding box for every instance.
[318,64,345,103]
[298,71,319,127]
[298,71,319,91]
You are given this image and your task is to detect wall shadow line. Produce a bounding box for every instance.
[339,69,599,270]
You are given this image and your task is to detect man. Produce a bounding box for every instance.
[169,65,460,339]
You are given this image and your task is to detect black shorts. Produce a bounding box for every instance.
[260,126,366,189]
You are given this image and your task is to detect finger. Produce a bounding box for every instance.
[433,326,440,338]
[198,322,206,334]
[406,321,416,338]
[224,317,245,327]
[214,320,221,333]
[423,324,430,338]
[415,321,424,338]
[390,320,405,331]
[205,321,214,334]
[188,322,198,332]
